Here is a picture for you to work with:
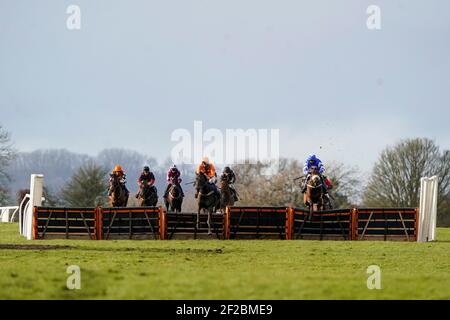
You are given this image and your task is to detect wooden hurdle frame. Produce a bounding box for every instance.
[33,206,419,241]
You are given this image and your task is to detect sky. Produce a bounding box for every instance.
[1,0,449,175]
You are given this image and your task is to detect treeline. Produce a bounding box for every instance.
[4,148,199,206]
[1,124,449,225]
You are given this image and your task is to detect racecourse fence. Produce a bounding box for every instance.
[291,208,352,240]
[34,207,97,240]
[224,206,288,239]
[33,206,419,241]
[165,212,224,240]
[100,207,162,240]
[355,208,418,241]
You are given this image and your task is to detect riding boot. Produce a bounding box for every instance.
[320,176,328,194]
[302,174,310,193]
[231,187,239,201]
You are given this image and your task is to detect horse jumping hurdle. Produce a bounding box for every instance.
[32,206,419,241]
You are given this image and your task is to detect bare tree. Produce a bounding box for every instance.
[0,125,15,205]
[233,158,360,208]
[326,161,362,207]
[0,125,14,181]
[6,149,91,197]
[364,138,450,225]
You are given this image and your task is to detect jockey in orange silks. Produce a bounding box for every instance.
[195,157,219,198]
[109,165,129,196]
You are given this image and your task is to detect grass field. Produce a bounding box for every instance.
[0,223,450,300]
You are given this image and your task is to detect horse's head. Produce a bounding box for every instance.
[110,174,121,189]
[309,174,322,188]
[195,173,208,190]
[140,179,151,191]
[169,182,180,198]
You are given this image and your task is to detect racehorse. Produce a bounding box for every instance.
[195,173,220,235]
[138,180,158,207]
[164,176,183,212]
[303,166,325,220]
[218,178,235,212]
[109,175,129,207]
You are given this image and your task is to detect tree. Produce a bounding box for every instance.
[6,149,91,198]
[326,161,362,207]
[233,158,360,208]
[60,162,108,207]
[0,125,15,205]
[0,187,12,206]
[364,138,450,225]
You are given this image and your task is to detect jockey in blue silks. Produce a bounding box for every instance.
[303,154,325,175]
[301,154,329,195]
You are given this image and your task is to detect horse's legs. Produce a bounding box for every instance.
[207,209,212,235]
[196,209,200,230]
[165,200,169,212]
[307,201,313,221]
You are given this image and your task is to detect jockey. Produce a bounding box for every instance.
[109,165,129,196]
[195,156,219,198]
[164,164,184,198]
[220,166,239,201]
[136,166,156,198]
[196,156,216,179]
[301,154,329,195]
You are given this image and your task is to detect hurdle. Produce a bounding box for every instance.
[22,174,436,242]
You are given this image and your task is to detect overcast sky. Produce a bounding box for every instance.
[1,0,449,174]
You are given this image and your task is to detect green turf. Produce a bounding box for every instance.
[0,223,449,299]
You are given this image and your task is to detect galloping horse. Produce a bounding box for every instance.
[218,178,235,212]
[303,166,325,220]
[109,175,129,207]
[195,173,220,235]
[164,176,183,212]
[138,181,158,207]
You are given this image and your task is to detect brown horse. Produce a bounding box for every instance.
[138,182,158,207]
[218,178,235,212]
[164,177,183,212]
[303,167,325,220]
[109,175,129,207]
[195,173,220,235]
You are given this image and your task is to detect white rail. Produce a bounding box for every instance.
[0,206,19,222]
